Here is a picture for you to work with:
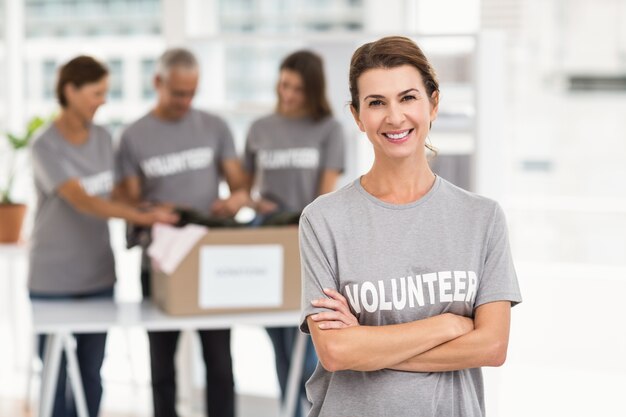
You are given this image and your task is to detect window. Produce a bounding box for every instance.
[107,59,124,100]
[42,60,57,100]
[141,58,156,100]
[217,0,363,33]
[25,0,162,38]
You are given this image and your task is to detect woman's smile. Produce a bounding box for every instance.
[382,128,414,144]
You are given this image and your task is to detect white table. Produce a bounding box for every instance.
[31,299,306,417]
[0,243,28,369]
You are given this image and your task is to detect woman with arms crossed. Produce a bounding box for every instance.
[244,50,345,416]
[299,36,522,417]
[29,56,176,417]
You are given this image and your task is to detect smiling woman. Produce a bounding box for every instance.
[298,36,522,417]
[351,65,437,167]
[28,55,177,417]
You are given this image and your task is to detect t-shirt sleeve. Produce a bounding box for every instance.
[31,140,76,195]
[115,131,140,182]
[319,119,345,173]
[216,118,237,162]
[242,128,256,174]
[299,213,340,333]
[475,203,522,308]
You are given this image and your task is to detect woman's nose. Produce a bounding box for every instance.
[385,103,406,126]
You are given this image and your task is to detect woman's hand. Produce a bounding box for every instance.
[211,189,250,217]
[310,288,360,330]
[255,198,279,214]
[136,207,179,226]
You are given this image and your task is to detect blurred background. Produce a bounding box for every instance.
[0,0,624,416]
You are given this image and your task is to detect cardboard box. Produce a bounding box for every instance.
[151,226,301,316]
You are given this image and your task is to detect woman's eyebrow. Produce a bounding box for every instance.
[363,88,421,101]
[398,88,420,96]
[363,94,385,101]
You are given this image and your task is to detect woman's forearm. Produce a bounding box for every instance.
[389,301,511,372]
[309,312,472,372]
[57,181,167,225]
[389,327,506,372]
[70,194,147,224]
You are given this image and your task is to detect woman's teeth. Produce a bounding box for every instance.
[384,130,410,140]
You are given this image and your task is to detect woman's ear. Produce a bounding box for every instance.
[429,90,439,123]
[154,74,163,90]
[64,83,77,104]
[350,105,365,132]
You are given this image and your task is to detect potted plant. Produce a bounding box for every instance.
[0,116,46,243]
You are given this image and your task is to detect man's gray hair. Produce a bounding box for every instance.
[156,48,199,79]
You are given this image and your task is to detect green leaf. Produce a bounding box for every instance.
[0,191,11,205]
[2,114,48,203]
[5,116,46,150]
[26,116,46,137]
[6,133,21,149]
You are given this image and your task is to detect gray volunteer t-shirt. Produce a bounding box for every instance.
[299,176,522,417]
[29,123,116,294]
[116,109,237,212]
[244,114,345,212]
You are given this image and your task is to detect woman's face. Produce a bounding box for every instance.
[277,69,307,117]
[65,76,109,122]
[351,65,438,162]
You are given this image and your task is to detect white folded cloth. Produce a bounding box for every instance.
[148,223,208,274]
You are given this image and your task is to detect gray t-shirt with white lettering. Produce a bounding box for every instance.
[29,123,116,294]
[116,109,237,212]
[299,176,522,417]
[243,114,345,212]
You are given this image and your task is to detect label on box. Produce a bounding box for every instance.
[198,245,284,308]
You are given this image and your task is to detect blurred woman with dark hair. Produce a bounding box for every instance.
[243,50,346,416]
[29,55,176,417]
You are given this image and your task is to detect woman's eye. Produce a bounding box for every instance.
[368,99,384,107]
[401,95,417,102]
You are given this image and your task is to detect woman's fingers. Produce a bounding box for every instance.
[311,297,350,315]
[322,287,349,306]
[311,311,352,326]
[310,290,360,329]
[312,288,351,313]
[317,320,349,330]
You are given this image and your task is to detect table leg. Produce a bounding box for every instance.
[177,329,195,412]
[63,335,89,417]
[39,333,63,417]
[7,256,19,371]
[24,333,39,412]
[281,331,306,417]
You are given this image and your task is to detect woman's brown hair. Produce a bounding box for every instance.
[56,55,108,107]
[278,50,332,121]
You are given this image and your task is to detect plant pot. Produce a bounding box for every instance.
[0,203,27,243]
